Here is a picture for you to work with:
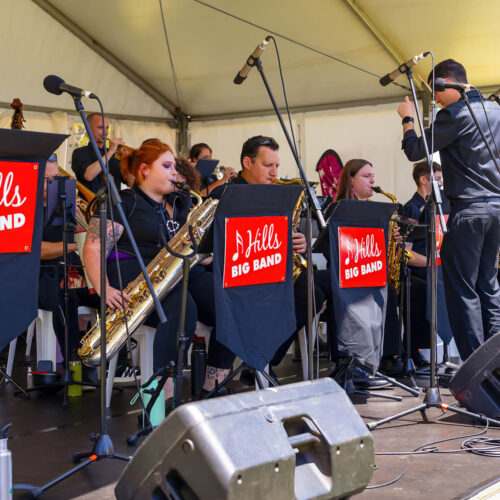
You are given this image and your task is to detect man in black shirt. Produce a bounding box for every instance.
[71,113,126,194]
[398,59,500,360]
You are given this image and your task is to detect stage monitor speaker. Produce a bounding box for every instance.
[116,378,374,500]
[449,331,500,420]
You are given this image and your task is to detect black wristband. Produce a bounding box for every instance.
[402,116,415,125]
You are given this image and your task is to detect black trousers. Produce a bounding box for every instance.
[441,200,500,360]
[108,260,213,372]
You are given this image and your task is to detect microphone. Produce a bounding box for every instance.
[489,92,500,105]
[433,78,473,92]
[234,37,271,85]
[43,75,96,98]
[379,52,430,86]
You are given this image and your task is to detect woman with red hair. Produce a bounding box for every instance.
[83,139,204,398]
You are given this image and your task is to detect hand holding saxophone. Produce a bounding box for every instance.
[105,285,130,311]
[292,231,307,254]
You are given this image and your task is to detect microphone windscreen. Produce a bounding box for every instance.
[43,75,64,95]
[432,78,447,92]
[233,73,246,85]
[379,74,392,87]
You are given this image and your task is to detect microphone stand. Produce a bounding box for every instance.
[367,68,500,430]
[256,58,326,379]
[127,226,199,446]
[17,95,169,497]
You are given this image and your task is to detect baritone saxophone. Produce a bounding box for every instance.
[78,186,218,366]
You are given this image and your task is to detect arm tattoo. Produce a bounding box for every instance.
[105,222,124,257]
[86,218,100,243]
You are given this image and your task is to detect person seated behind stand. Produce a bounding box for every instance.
[40,154,100,368]
[72,112,126,194]
[203,135,326,391]
[189,142,237,195]
[403,160,443,279]
[332,159,392,387]
[82,140,215,400]
[400,161,444,366]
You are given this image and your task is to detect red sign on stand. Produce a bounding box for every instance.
[338,226,387,288]
[436,214,449,266]
[223,215,288,288]
[0,161,39,253]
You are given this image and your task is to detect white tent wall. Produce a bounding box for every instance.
[0,106,174,175]
[190,101,420,204]
[0,0,172,119]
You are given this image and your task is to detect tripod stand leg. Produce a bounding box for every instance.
[26,456,97,498]
[367,403,428,430]
[354,389,403,401]
[375,371,420,396]
[257,369,279,388]
[440,403,500,426]
[1,369,30,397]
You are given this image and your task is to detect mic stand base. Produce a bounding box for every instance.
[14,433,131,499]
[367,388,500,431]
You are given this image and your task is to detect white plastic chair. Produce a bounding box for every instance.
[106,325,156,408]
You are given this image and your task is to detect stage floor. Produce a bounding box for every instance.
[1,341,499,500]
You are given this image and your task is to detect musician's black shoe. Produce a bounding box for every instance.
[378,355,399,376]
[412,351,431,369]
[200,385,232,399]
[351,366,391,390]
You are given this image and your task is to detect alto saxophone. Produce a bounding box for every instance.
[271,178,307,282]
[78,186,218,366]
[373,186,406,293]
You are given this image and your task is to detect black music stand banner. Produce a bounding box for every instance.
[0,129,68,350]
[316,199,395,371]
[212,184,302,371]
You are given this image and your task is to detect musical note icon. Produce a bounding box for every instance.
[232,252,239,262]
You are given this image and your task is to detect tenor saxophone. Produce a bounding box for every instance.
[78,187,218,366]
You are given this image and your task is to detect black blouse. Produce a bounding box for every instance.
[107,185,192,263]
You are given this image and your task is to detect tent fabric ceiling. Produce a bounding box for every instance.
[1,0,499,120]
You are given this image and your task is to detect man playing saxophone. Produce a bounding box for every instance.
[82,139,214,398]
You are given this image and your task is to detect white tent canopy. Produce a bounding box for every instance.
[1,0,499,201]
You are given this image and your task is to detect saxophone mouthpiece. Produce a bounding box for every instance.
[173,181,189,193]
[372,186,382,194]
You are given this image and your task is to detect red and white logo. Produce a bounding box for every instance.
[223,216,288,288]
[0,161,39,253]
[338,226,387,288]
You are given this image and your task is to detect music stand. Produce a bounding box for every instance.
[314,200,419,400]
[0,129,67,393]
[202,184,302,396]
[392,215,427,387]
